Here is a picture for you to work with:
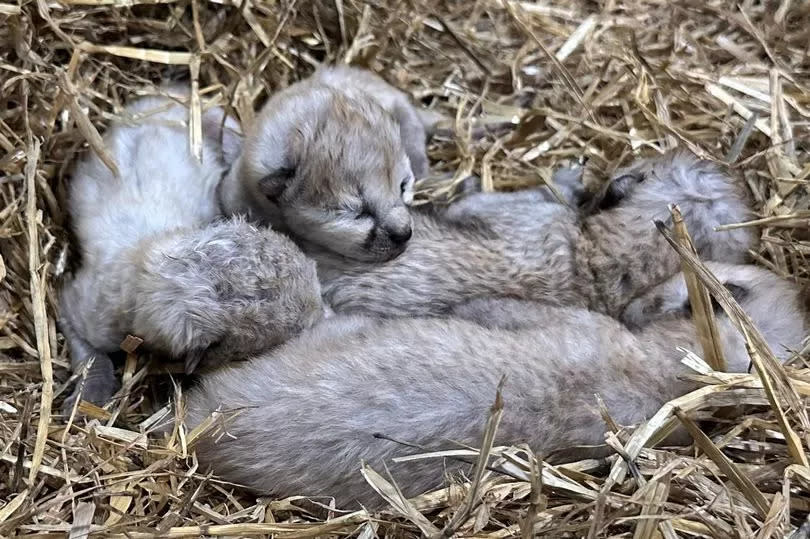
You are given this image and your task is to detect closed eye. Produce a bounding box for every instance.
[259,167,296,201]
[616,173,645,183]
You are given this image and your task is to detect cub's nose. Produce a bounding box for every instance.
[386,224,413,245]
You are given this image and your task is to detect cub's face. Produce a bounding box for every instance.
[240,88,415,263]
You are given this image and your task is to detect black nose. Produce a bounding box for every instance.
[387,225,412,245]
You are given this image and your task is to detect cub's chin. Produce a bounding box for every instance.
[323,237,408,263]
[359,241,409,263]
[296,231,409,263]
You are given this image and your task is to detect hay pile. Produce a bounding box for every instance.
[1,0,809,536]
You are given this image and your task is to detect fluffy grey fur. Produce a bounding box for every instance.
[218,65,436,262]
[61,94,324,412]
[183,263,807,509]
[318,151,758,318]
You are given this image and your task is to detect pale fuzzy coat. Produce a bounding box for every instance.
[184,263,807,509]
[318,151,759,318]
[218,66,433,262]
[61,94,324,411]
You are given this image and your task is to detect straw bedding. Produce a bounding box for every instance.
[1,0,809,536]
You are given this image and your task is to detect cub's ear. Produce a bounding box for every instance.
[703,282,749,316]
[597,172,645,211]
[722,282,748,306]
[391,101,429,179]
[202,109,243,166]
[258,167,296,202]
[221,125,243,166]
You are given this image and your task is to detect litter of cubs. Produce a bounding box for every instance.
[1,1,809,537]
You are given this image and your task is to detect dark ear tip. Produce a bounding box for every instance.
[709,295,722,315]
[278,167,296,179]
[723,282,748,304]
[709,282,748,316]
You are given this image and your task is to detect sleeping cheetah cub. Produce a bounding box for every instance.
[318,151,759,318]
[182,263,807,509]
[61,94,324,413]
[218,65,438,262]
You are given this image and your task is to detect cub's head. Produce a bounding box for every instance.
[621,262,809,367]
[226,84,415,263]
[590,150,757,264]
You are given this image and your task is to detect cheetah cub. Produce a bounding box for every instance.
[218,65,438,262]
[182,263,807,509]
[319,151,758,318]
[61,94,324,413]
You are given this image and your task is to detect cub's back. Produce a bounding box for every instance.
[182,313,654,505]
[69,96,226,266]
[317,207,582,317]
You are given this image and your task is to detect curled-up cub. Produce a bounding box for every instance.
[60,93,324,413]
[182,263,807,509]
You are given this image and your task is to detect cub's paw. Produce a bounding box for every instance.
[62,368,119,416]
